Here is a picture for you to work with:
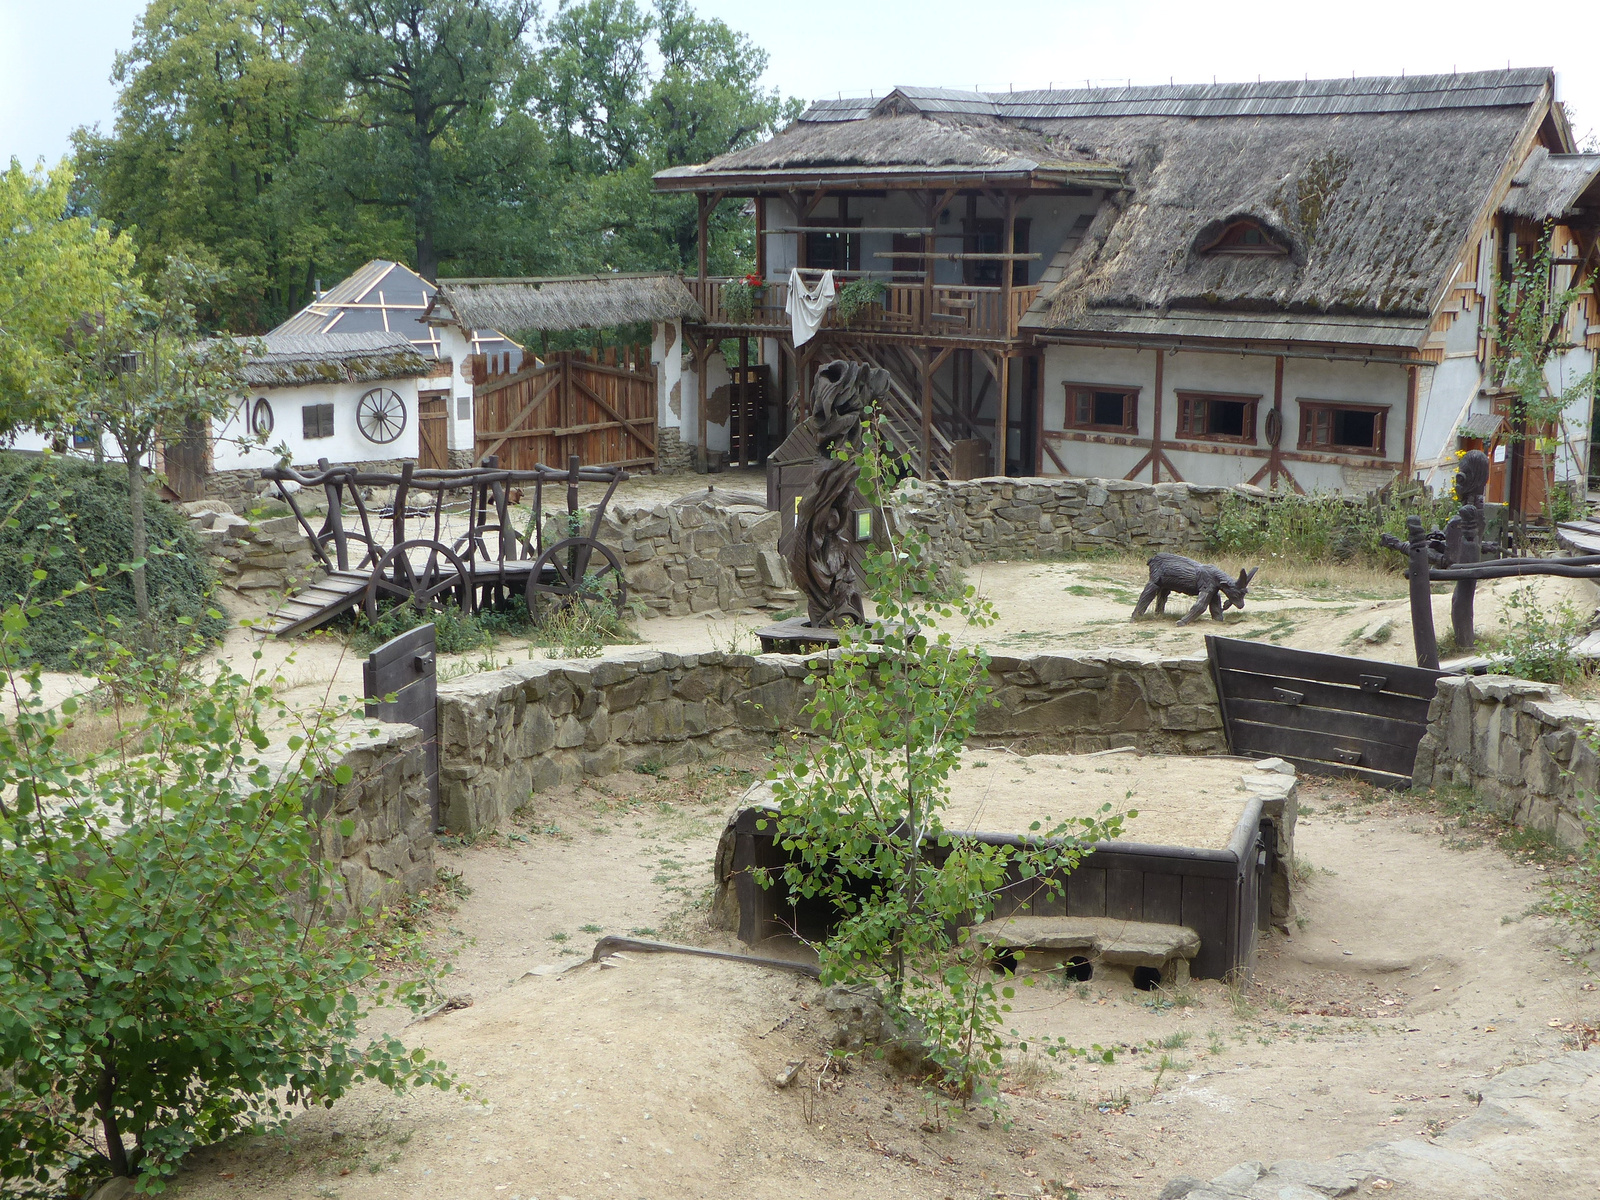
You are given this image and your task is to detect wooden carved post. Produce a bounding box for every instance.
[1405,515,1441,671]
[318,456,348,570]
[1448,449,1490,651]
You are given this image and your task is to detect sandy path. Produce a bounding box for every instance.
[164,768,1600,1200]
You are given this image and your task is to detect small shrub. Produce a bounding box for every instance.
[1497,584,1586,685]
[834,277,886,323]
[348,600,489,655]
[1209,487,1458,569]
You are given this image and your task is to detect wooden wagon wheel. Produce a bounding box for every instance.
[525,537,627,622]
[365,538,471,620]
[315,529,381,572]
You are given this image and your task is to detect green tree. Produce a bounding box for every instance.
[44,257,250,626]
[71,0,354,332]
[1495,225,1600,522]
[0,161,135,433]
[299,0,545,281]
[762,418,1124,1097]
[0,488,454,1193]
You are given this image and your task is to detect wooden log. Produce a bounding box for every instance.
[869,250,1042,261]
[1405,516,1440,670]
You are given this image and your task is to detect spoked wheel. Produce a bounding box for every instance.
[525,537,628,623]
[315,529,381,572]
[365,539,472,621]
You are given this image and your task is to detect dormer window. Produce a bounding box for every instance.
[1201,220,1290,256]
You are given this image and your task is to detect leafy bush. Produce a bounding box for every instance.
[834,276,886,323]
[0,563,453,1192]
[1209,487,1460,568]
[1496,583,1587,684]
[762,412,1123,1100]
[0,452,226,666]
[348,599,494,655]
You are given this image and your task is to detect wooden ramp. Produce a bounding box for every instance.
[1206,636,1447,789]
[262,571,371,638]
[1557,519,1600,555]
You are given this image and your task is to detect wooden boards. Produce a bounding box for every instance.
[364,623,439,830]
[1207,636,1444,788]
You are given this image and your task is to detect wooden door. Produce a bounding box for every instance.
[727,364,771,467]
[162,416,209,501]
[473,348,656,471]
[364,623,439,829]
[418,392,448,470]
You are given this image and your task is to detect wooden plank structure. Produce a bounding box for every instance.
[1207,635,1445,788]
[364,623,440,829]
[473,346,656,472]
[725,797,1273,981]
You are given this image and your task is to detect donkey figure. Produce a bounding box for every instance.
[1132,553,1258,626]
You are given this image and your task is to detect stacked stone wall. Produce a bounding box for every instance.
[183,504,321,595]
[1413,674,1600,848]
[897,476,1245,567]
[597,500,801,617]
[436,647,1225,835]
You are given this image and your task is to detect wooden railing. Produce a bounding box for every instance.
[686,277,1040,342]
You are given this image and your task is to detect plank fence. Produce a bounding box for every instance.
[474,346,656,472]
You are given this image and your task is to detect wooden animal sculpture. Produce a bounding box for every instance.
[1132,553,1258,626]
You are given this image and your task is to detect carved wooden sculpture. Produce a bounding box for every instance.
[785,360,890,628]
[1132,553,1258,626]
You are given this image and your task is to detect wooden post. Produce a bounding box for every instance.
[738,334,750,468]
[1269,355,1285,489]
[1001,192,1017,336]
[696,194,709,280]
[318,457,349,571]
[754,195,766,282]
[1451,506,1480,651]
[1402,364,1418,482]
[393,461,413,545]
[695,333,709,473]
[1405,515,1441,670]
[922,193,936,335]
[920,348,933,482]
[997,354,1011,477]
[567,453,581,518]
[1151,349,1165,484]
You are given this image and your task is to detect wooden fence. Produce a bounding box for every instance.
[473,346,656,472]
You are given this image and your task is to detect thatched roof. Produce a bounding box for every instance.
[1502,147,1600,220]
[240,331,431,389]
[658,69,1568,345]
[426,273,705,334]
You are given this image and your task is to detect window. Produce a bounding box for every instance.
[1200,219,1290,256]
[961,218,1032,286]
[301,403,335,439]
[804,220,860,272]
[1063,383,1139,433]
[1298,401,1388,456]
[1176,392,1259,443]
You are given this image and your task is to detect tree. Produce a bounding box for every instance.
[0,510,454,1191]
[298,0,545,281]
[71,0,358,332]
[0,160,135,434]
[761,419,1124,1097]
[1495,224,1600,525]
[44,257,250,626]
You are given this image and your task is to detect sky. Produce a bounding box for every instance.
[2,0,1596,170]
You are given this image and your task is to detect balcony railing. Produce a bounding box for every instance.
[685,277,1041,342]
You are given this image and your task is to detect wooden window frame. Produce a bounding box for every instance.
[1175,390,1260,444]
[1062,382,1140,434]
[301,402,335,440]
[1201,220,1290,256]
[1297,400,1389,457]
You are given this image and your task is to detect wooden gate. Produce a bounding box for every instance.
[1206,636,1445,789]
[474,346,655,471]
[364,623,439,829]
[727,364,770,467]
[418,392,448,470]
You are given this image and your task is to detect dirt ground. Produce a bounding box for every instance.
[161,761,1600,1200]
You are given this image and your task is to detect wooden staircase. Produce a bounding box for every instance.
[260,570,371,638]
[832,345,955,481]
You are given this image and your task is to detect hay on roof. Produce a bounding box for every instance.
[1502,147,1600,220]
[428,273,704,334]
[239,331,431,388]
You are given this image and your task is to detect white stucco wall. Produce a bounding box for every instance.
[433,324,478,452]
[213,377,421,471]
[677,346,731,453]
[654,318,684,434]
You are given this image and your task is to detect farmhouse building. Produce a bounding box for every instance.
[654,68,1600,502]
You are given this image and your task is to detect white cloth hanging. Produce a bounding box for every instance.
[785,267,835,347]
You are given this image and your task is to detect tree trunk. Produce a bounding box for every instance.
[98,1060,130,1178]
[126,455,150,625]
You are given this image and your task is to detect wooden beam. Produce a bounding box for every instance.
[754,196,766,281]
[778,225,933,235]
[696,195,709,280]
[997,353,1011,477]
[920,346,933,481]
[870,250,1040,261]
[1150,349,1165,484]
[1402,365,1418,482]
[1269,355,1284,489]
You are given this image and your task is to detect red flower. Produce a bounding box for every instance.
[743,273,763,287]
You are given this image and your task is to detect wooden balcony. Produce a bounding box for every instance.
[685,277,1041,343]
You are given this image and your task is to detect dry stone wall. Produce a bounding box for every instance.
[1413,674,1600,848]
[182,502,321,596]
[896,476,1244,566]
[435,647,1226,835]
[596,498,801,617]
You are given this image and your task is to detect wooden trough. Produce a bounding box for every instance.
[713,751,1297,983]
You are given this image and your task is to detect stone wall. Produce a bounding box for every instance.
[655,427,695,474]
[255,719,436,920]
[896,476,1247,567]
[435,647,1225,835]
[596,498,801,617]
[183,503,321,596]
[1413,674,1600,848]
